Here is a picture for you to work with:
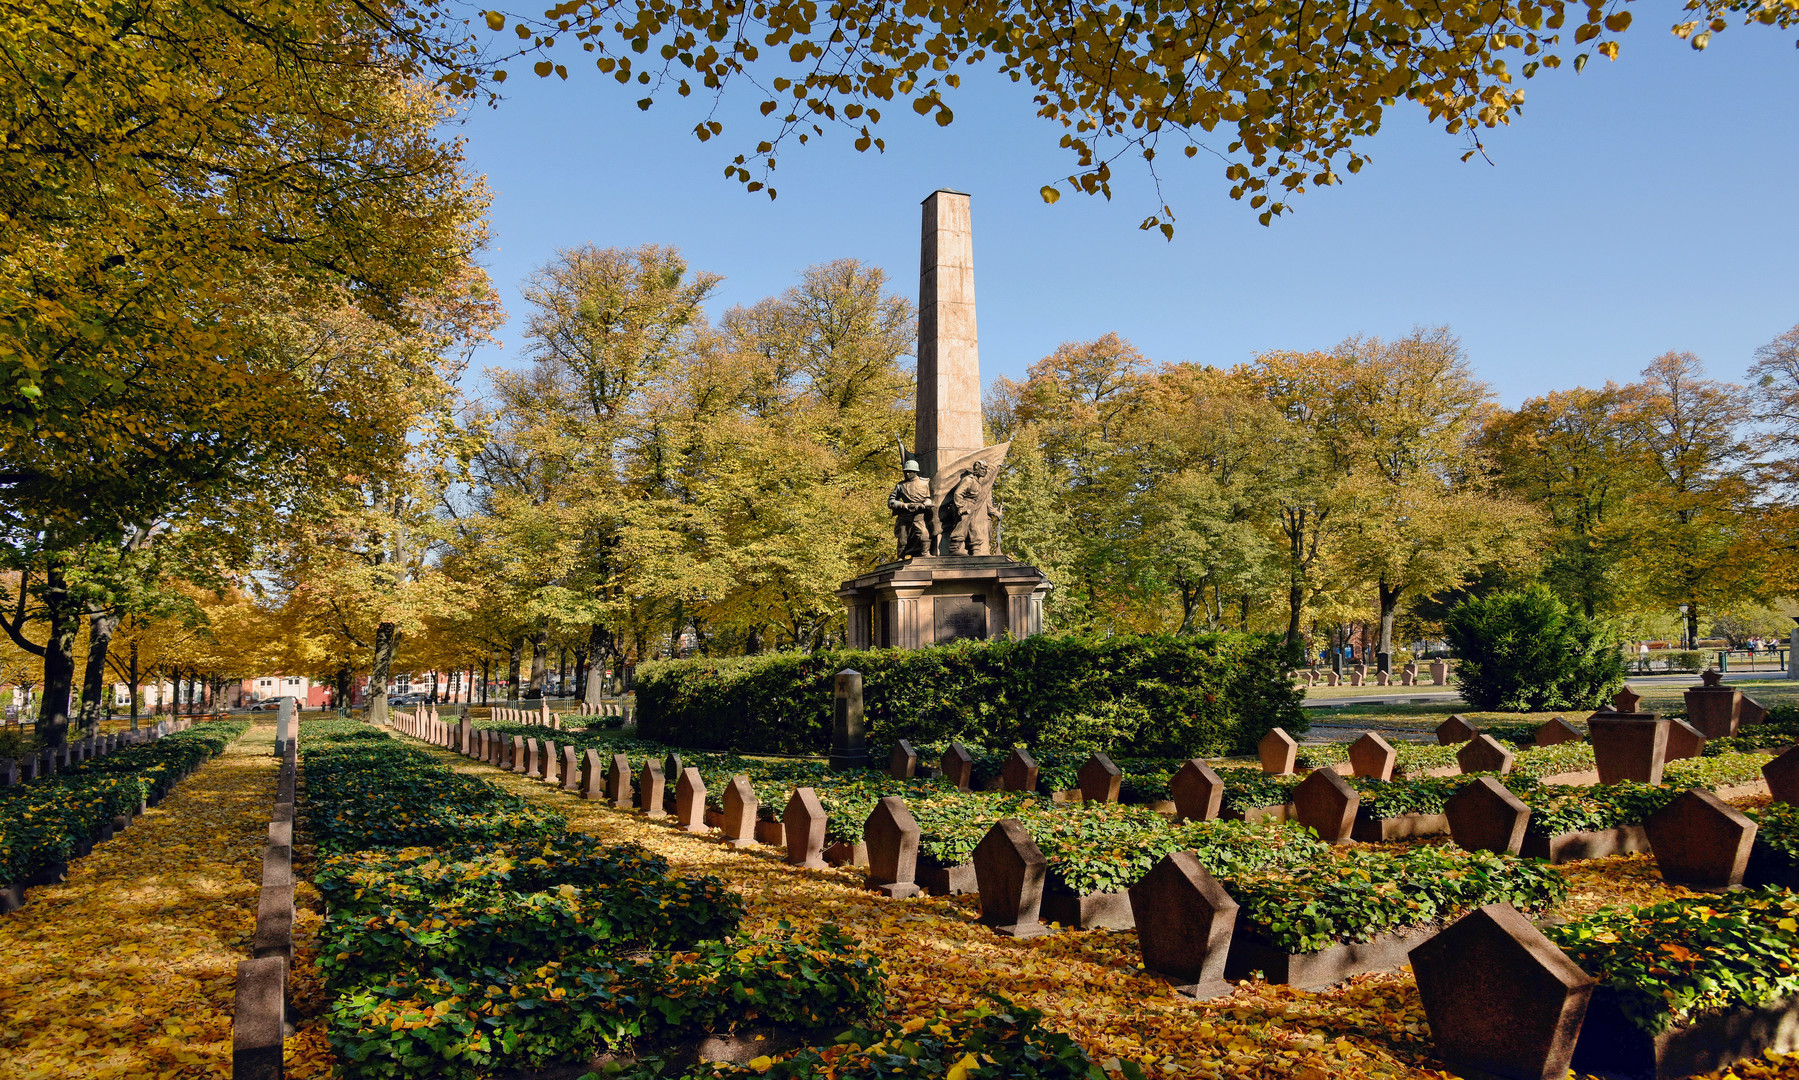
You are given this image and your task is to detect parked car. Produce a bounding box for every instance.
[248,696,296,712]
[387,692,431,707]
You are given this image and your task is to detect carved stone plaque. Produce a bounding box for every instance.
[934,594,986,642]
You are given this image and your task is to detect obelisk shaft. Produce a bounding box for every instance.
[916,190,984,479]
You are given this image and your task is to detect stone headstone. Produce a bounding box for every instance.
[941,741,974,791]
[1588,714,1668,785]
[1765,745,1799,806]
[783,787,828,868]
[1533,717,1581,747]
[1409,903,1594,1080]
[561,745,581,792]
[1437,715,1478,745]
[1664,718,1706,761]
[723,774,759,847]
[581,749,605,801]
[1348,669,1364,687]
[1446,776,1530,856]
[0,758,15,787]
[1325,671,1340,687]
[1740,695,1768,726]
[1611,685,1641,713]
[523,738,542,779]
[864,796,922,898]
[1684,676,1742,739]
[1375,670,1390,687]
[1400,669,1416,686]
[828,669,869,771]
[510,735,528,774]
[1258,727,1298,775]
[1430,660,1449,686]
[1293,768,1359,844]
[1128,851,1239,999]
[663,752,683,797]
[675,768,707,833]
[1458,733,1515,776]
[1078,752,1122,803]
[605,754,634,809]
[539,740,560,785]
[1000,747,1038,792]
[1348,732,1397,781]
[1171,760,1224,822]
[1645,789,1757,890]
[889,739,918,780]
[637,759,667,818]
[972,818,1053,937]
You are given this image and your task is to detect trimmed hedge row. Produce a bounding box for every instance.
[636,632,1305,757]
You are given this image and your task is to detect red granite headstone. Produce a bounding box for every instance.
[783,787,828,868]
[1533,717,1582,747]
[581,749,605,801]
[637,759,667,818]
[864,796,922,898]
[1588,714,1668,785]
[675,767,707,833]
[1664,718,1706,761]
[1001,748,1039,793]
[1644,789,1757,890]
[1446,776,1530,856]
[941,742,974,791]
[972,819,1054,937]
[1458,733,1516,776]
[1292,768,1359,844]
[605,753,634,809]
[722,774,759,847]
[1128,851,1239,999]
[1171,760,1224,822]
[1436,715,1478,745]
[1410,903,1594,1080]
[1348,732,1397,781]
[1765,745,1799,806]
[889,739,918,780]
[1258,727,1298,775]
[1078,752,1123,803]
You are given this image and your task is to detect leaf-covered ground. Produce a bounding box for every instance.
[0,722,282,1079]
[372,732,1799,1080]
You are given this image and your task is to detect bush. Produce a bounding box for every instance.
[636,632,1303,757]
[1444,585,1624,712]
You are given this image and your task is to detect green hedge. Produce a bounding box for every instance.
[636,632,1304,757]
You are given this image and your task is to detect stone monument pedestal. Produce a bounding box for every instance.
[840,556,1050,649]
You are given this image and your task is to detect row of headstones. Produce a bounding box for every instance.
[576,701,629,718]
[1294,660,1449,688]
[234,737,297,1080]
[0,721,181,787]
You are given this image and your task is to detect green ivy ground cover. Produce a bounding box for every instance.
[0,720,245,884]
[302,720,887,1079]
[1544,889,1799,1035]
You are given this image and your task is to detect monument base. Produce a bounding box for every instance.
[839,556,1051,650]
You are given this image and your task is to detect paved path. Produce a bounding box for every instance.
[0,725,278,1080]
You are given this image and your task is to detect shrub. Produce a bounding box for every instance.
[636,632,1303,758]
[1444,585,1624,712]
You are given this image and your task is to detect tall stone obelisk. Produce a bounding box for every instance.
[915,190,985,479]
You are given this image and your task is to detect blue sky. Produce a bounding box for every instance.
[453,23,1798,407]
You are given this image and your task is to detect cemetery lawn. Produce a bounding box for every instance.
[0,722,292,1079]
[390,733,1799,1080]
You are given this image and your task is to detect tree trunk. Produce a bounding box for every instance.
[334,664,353,714]
[1686,603,1700,653]
[127,637,140,728]
[481,658,490,704]
[526,627,547,699]
[34,565,78,746]
[507,640,522,701]
[369,621,398,723]
[79,609,118,734]
[1377,578,1402,663]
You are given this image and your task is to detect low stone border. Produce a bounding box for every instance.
[1350,810,1448,843]
[1521,825,1651,863]
[1041,885,1134,930]
[1570,989,1799,1079]
[233,736,297,1080]
[1223,923,1439,988]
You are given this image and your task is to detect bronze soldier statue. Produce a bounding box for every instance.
[887,458,936,558]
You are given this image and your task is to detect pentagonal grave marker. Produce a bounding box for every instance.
[1001,748,1039,792]
[1078,752,1122,803]
[1589,714,1668,785]
[1446,776,1530,856]
[1348,732,1397,782]
[1436,715,1478,745]
[1740,695,1769,726]
[1258,727,1298,775]
[1665,718,1706,761]
[637,759,667,818]
[1293,769,1359,845]
[889,739,918,780]
[1645,789,1757,890]
[1458,733,1515,776]
[1533,717,1581,747]
[675,768,707,834]
[941,742,974,791]
[864,796,922,898]
[1409,903,1594,1080]
[722,774,758,847]
[581,749,605,801]
[1128,851,1239,999]
[1765,745,1799,806]
[663,752,683,793]
[973,819,1054,938]
[605,754,634,809]
[1171,760,1224,822]
[783,787,828,869]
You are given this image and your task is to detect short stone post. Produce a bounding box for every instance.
[1348,732,1396,781]
[1293,768,1359,844]
[864,796,922,898]
[637,759,666,818]
[1446,776,1530,856]
[723,775,759,847]
[275,698,293,757]
[828,669,869,771]
[675,768,707,833]
[1129,852,1238,999]
[1000,747,1038,792]
[1409,904,1594,1080]
[1078,752,1122,803]
[231,955,287,1080]
[1258,727,1298,775]
[972,819,1053,937]
[783,787,828,868]
[1171,759,1224,822]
